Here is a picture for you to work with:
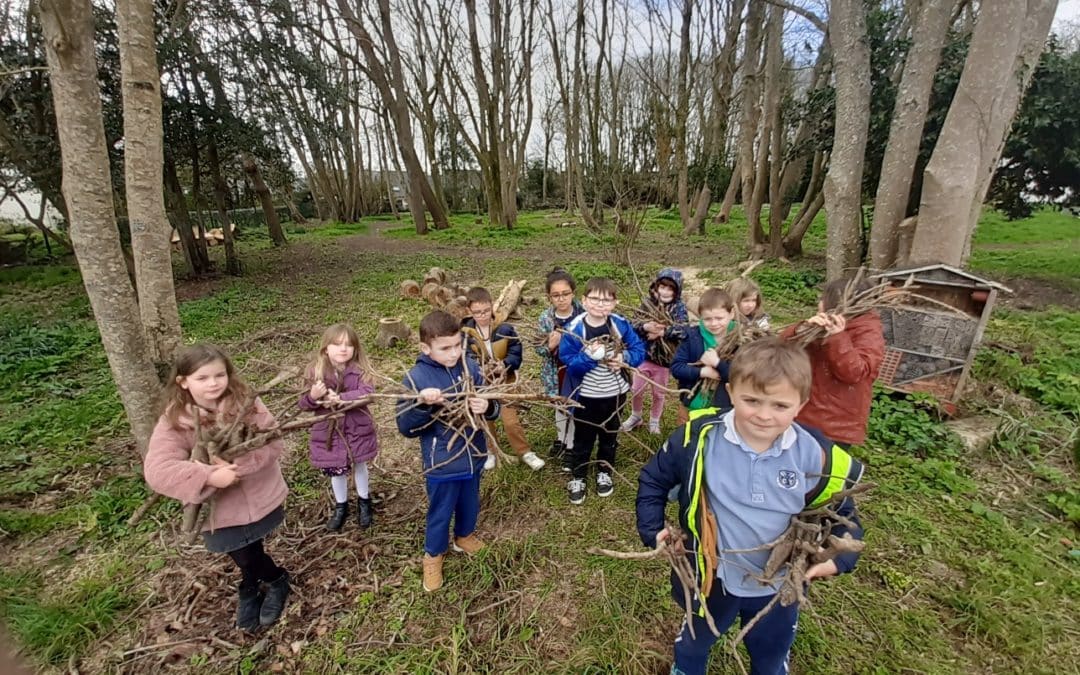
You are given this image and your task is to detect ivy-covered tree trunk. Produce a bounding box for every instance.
[115,0,182,368]
[38,0,161,456]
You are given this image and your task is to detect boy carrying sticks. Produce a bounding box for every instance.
[396,310,501,593]
[636,338,865,675]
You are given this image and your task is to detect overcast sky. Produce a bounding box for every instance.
[1057,0,1080,27]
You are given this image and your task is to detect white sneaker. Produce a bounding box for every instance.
[522,452,546,471]
[648,419,662,435]
[484,454,496,470]
[620,414,642,432]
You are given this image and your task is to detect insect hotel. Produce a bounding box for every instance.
[874,265,1010,414]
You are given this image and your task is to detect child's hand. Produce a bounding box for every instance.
[324,391,342,407]
[656,528,685,553]
[606,352,624,372]
[807,312,846,336]
[700,365,720,380]
[700,348,720,367]
[467,397,489,414]
[207,457,240,488]
[804,559,839,581]
[419,388,445,405]
[310,380,328,400]
[547,331,562,351]
[586,342,607,361]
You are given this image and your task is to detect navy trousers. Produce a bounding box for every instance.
[673,584,799,675]
[424,473,481,556]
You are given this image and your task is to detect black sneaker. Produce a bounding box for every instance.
[561,447,574,473]
[567,478,586,505]
[596,472,614,498]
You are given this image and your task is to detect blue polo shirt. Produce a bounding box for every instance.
[704,410,825,597]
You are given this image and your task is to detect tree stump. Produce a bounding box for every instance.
[376,318,412,348]
[400,279,422,299]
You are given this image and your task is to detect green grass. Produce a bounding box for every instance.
[969,208,1080,289]
[0,208,1076,672]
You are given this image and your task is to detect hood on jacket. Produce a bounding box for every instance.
[650,267,683,301]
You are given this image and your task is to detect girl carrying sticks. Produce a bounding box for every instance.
[143,343,290,633]
[299,323,379,531]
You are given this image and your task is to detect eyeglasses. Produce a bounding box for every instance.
[585,296,616,305]
[549,291,574,299]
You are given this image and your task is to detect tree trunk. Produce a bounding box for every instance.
[241,153,287,246]
[869,0,955,269]
[115,0,182,368]
[208,139,240,274]
[823,0,871,280]
[38,0,162,456]
[717,157,741,223]
[738,1,765,248]
[164,152,209,275]
[909,0,1052,266]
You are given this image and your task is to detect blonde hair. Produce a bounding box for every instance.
[309,323,371,386]
[726,277,763,318]
[728,338,811,402]
[160,343,252,429]
[698,287,734,313]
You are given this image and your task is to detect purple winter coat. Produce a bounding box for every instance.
[299,363,379,469]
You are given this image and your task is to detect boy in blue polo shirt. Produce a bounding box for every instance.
[636,338,865,675]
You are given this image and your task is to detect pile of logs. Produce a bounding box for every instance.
[399,267,527,324]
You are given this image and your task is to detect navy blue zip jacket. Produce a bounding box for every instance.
[670,328,732,410]
[397,354,501,482]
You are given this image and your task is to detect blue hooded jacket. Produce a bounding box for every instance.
[631,267,690,368]
[558,312,646,406]
[397,354,501,482]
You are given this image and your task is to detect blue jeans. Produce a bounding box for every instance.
[424,474,481,556]
[673,585,799,675]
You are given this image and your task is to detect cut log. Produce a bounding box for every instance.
[434,286,455,307]
[421,282,441,305]
[445,298,471,322]
[493,279,527,324]
[423,267,447,286]
[376,317,412,348]
[400,279,422,299]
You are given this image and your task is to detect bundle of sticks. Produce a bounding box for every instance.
[589,481,873,675]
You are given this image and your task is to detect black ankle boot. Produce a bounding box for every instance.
[259,571,290,626]
[236,583,263,632]
[549,440,565,458]
[326,501,349,531]
[357,497,373,529]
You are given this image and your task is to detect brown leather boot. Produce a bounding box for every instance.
[422,553,444,592]
[451,533,487,556]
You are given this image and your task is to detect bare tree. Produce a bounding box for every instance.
[823,0,871,280]
[38,0,161,455]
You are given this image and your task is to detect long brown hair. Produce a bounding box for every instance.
[160,343,252,429]
[308,323,372,387]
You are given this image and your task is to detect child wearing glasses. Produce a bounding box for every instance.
[559,277,646,504]
[535,268,585,472]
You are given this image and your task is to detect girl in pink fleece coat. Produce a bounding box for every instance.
[298,323,379,531]
[143,343,289,633]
